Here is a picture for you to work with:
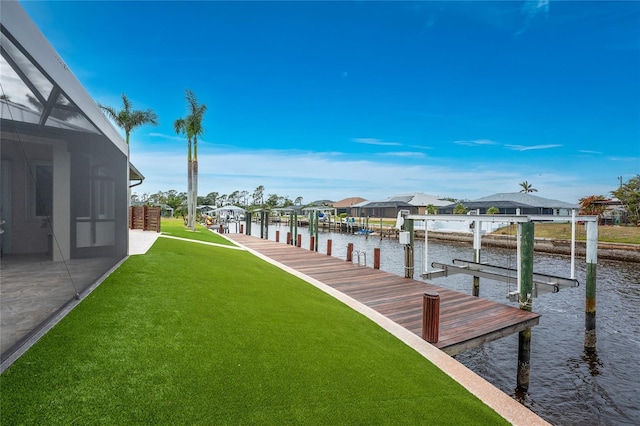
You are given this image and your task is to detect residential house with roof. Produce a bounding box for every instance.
[439,193,578,215]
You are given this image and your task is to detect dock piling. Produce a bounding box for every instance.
[374,248,381,269]
[422,291,440,343]
[327,239,332,256]
[346,243,353,262]
[517,222,534,391]
[310,236,315,252]
[585,221,598,351]
[275,230,280,243]
[296,234,302,248]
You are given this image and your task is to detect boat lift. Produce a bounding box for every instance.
[402,211,597,300]
[426,259,579,301]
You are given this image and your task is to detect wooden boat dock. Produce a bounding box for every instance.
[226,234,541,356]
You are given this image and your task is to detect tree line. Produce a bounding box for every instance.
[131,185,305,215]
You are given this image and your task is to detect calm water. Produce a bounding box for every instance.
[252,224,640,425]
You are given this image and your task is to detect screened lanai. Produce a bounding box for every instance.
[1,1,130,363]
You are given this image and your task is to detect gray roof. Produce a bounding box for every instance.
[388,193,451,207]
[360,200,415,208]
[470,193,578,209]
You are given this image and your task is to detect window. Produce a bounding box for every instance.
[29,162,53,218]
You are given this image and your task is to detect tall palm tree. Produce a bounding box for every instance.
[519,181,538,194]
[99,93,158,145]
[174,89,206,230]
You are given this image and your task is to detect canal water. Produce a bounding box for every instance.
[251,224,640,425]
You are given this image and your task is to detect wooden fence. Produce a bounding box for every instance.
[129,206,161,232]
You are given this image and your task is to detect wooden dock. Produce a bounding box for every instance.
[226,234,540,356]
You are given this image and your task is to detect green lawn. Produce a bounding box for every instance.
[1,236,507,425]
[161,217,237,246]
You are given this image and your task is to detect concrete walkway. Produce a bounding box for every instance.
[128,229,161,255]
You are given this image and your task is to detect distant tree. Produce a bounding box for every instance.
[443,196,457,203]
[265,193,279,208]
[239,191,250,207]
[426,204,438,214]
[519,181,537,193]
[228,190,240,205]
[253,185,265,206]
[579,195,609,224]
[282,197,294,208]
[487,206,500,215]
[99,93,158,146]
[166,190,187,213]
[611,174,640,225]
[454,203,468,214]
[295,196,303,205]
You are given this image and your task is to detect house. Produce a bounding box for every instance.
[438,193,578,215]
[1,1,136,361]
[332,197,367,215]
[352,193,448,218]
[387,193,451,214]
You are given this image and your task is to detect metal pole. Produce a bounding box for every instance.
[404,218,414,279]
[314,211,319,252]
[570,209,576,280]
[472,217,481,297]
[424,220,429,274]
[585,220,598,351]
[517,221,534,391]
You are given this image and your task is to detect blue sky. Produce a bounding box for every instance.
[21,0,640,204]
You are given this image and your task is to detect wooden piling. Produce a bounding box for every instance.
[472,219,481,297]
[240,223,244,234]
[275,230,280,243]
[327,239,332,256]
[310,236,315,251]
[404,219,414,279]
[286,232,291,245]
[517,222,534,391]
[422,291,440,343]
[585,221,598,351]
[219,224,223,234]
[296,234,302,248]
[374,248,381,269]
[346,243,353,262]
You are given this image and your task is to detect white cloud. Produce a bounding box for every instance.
[515,0,550,36]
[353,138,402,146]
[378,152,426,158]
[454,139,499,147]
[505,144,562,151]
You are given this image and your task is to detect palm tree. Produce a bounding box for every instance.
[519,181,538,194]
[174,89,206,230]
[99,93,158,146]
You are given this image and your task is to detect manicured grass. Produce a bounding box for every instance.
[493,222,640,244]
[1,236,506,425]
[161,217,236,246]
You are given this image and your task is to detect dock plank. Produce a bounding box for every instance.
[226,234,540,355]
